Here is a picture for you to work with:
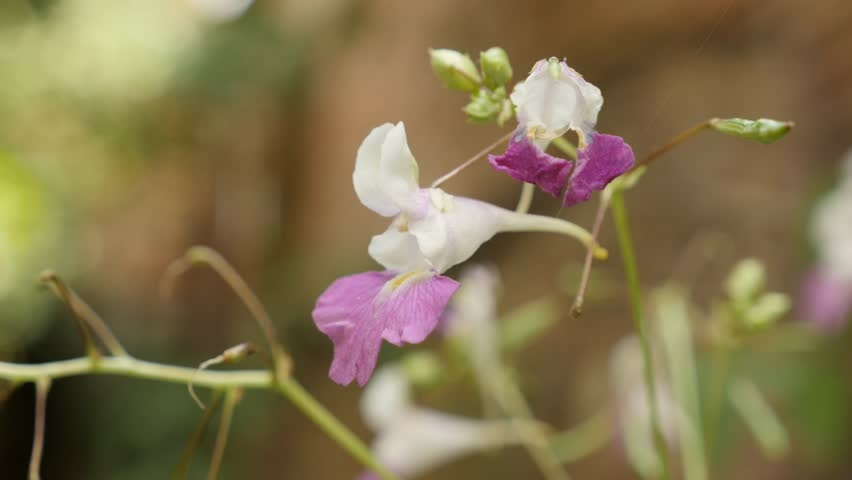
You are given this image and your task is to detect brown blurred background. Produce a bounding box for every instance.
[0,0,850,478]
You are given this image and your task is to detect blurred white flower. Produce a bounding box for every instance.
[359,366,523,479]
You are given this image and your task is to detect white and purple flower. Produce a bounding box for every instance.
[799,151,852,332]
[313,122,483,387]
[313,122,605,386]
[488,58,635,206]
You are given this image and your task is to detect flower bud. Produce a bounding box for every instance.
[725,258,766,303]
[744,292,791,330]
[463,89,501,123]
[429,49,481,93]
[479,47,513,89]
[711,118,793,144]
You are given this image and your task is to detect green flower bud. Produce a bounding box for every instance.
[463,89,501,123]
[711,118,793,144]
[744,292,791,330]
[479,47,513,89]
[429,48,481,93]
[496,98,514,126]
[725,258,766,303]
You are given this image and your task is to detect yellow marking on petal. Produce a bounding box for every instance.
[389,272,418,290]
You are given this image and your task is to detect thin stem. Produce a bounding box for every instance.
[0,357,399,480]
[28,378,51,480]
[41,271,128,357]
[172,390,225,480]
[499,210,608,260]
[515,182,536,213]
[704,343,733,462]
[495,373,571,480]
[610,191,672,480]
[208,388,241,480]
[431,130,514,188]
[276,378,399,480]
[0,356,271,387]
[570,196,611,318]
[631,119,715,172]
[40,271,102,361]
[549,410,613,464]
[165,247,291,380]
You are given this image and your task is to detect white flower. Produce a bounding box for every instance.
[360,366,522,478]
[510,58,603,146]
[353,122,603,274]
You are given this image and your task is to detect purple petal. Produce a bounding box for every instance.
[312,271,460,386]
[563,133,635,207]
[488,130,572,199]
[799,267,852,333]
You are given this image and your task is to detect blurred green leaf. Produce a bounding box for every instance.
[499,298,557,354]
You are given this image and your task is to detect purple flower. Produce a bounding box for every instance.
[799,267,852,333]
[489,130,635,206]
[313,271,459,386]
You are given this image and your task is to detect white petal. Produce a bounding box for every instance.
[511,59,602,143]
[407,189,505,273]
[373,409,518,477]
[353,122,420,217]
[360,366,411,432]
[367,222,431,273]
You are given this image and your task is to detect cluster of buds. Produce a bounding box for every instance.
[429,47,515,125]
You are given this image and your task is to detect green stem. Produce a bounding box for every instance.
[515,182,536,213]
[172,390,225,480]
[208,389,240,480]
[610,191,672,480]
[276,378,398,480]
[549,410,613,464]
[704,343,733,462]
[0,357,398,480]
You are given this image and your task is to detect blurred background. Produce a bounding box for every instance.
[0,0,850,478]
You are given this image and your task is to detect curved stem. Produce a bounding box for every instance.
[165,247,291,380]
[41,271,126,358]
[515,182,536,213]
[611,191,672,480]
[550,410,613,464]
[499,210,608,260]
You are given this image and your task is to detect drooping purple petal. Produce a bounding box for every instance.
[799,267,852,333]
[488,130,572,199]
[563,133,635,207]
[312,271,460,386]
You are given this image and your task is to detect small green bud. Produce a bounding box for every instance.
[479,47,513,89]
[463,89,501,123]
[429,48,481,93]
[401,350,444,387]
[711,118,793,144]
[496,98,514,126]
[744,292,791,330]
[725,258,766,303]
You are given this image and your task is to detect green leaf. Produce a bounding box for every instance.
[499,298,558,353]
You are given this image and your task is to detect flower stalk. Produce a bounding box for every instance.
[611,191,673,480]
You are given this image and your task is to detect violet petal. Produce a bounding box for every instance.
[312,271,460,386]
[488,131,572,199]
[563,133,635,206]
[799,267,852,333]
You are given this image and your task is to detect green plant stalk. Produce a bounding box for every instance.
[172,390,225,480]
[0,357,399,480]
[610,191,672,480]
